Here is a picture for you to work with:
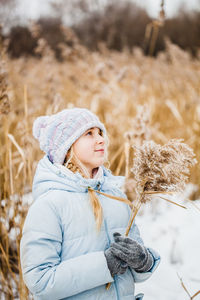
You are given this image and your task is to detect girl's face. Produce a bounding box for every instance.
[73,127,106,177]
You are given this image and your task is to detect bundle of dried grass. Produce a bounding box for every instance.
[107,137,197,290]
[125,139,197,236]
[132,139,197,202]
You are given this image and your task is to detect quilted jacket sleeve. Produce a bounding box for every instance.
[20,192,113,300]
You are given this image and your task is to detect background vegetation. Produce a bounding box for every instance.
[0,0,200,298]
[1,0,200,58]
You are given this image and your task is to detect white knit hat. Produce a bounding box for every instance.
[33,107,107,164]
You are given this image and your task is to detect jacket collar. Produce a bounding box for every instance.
[32,155,125,200]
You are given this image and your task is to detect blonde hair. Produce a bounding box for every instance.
[63,133,110,231]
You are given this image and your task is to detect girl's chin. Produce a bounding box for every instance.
[92,160,104,168]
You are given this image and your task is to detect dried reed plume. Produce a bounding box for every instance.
[124,104,151,147]
[125,139,197,237]
[132,139,197,203]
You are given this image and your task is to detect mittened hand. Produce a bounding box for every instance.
[104,247,128,277]
[111,232,154,273]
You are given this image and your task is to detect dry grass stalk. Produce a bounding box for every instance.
[109,144,124,167]
[123,104,152,201]
[0,55,10,115]
[89,188,134,207]
[144,0,165,55]
[124,140,130,178]
[115,101,151,179]
[156,195,186,209]
[166,99,183,125]
[7,134,26,161]
[115,151,125,176]
[23,85,33,187]
[8,144,14,195]
[177,273,200,299]
[125,104,151,148]
[125,200,142,236]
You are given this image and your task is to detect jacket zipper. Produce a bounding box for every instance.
[98,184,120,300]
[103,211,120,300]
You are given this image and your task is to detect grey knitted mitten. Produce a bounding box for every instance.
[104,247,128,277]
[110,232,154,273]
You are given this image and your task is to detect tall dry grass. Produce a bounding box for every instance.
[0,34,200,298]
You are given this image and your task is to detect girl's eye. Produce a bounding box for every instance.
[86,129,103,136]
[86,131,92,135]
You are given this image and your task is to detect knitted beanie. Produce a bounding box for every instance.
[32,107,107,164]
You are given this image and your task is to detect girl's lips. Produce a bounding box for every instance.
[95,149,104,152]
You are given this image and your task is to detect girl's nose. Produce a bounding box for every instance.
[97,134,104,144]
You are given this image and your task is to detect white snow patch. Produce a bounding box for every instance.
[134,187,200,300]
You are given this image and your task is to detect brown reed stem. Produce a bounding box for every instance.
[24,85,32,188]
[177,273,200,299]
[115,151,125,176]
[3,116,9,199]
[125,199,142,236]
[149,24,159,56]
[91,188,133,207]
[0,270,14,298]
[110,144,124,167]
[156,195,187,209]
[191,290,200,299]
[179,275,191,298]
[124,141,130,178]
[8,142,14,195]
[106,197,142,290]
[144,190,174,194]
[106,189,185,291]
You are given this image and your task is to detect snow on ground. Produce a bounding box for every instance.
[134,187,200,300]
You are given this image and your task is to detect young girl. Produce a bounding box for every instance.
[20,107,160,300]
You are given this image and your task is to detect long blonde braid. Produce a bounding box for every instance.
[64,147,103,231]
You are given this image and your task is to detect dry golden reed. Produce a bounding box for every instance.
[0,58,10,115]
[123,139,197,252]
[132,139,197,203]
[0,29,200,298]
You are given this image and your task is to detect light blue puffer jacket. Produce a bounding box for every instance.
[20,155,160,300]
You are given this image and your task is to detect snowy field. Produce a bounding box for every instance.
[134,185,200,300]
